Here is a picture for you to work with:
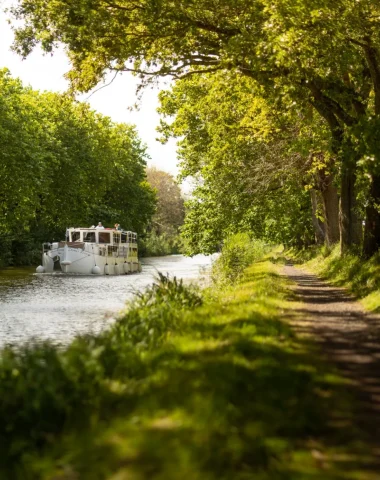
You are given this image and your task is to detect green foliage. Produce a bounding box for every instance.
[144,168,185,255]
[0,69,155,266]
[212,233,267,285]
[159,73,317,254]
[146,168,185,231]
[0,260,375,479]
[140,231,173,257]
[134,272,202,312]
[12,0,380,254]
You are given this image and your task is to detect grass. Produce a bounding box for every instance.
[291,244,380,312]
[0,251,378,479]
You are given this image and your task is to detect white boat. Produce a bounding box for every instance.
[36,227,141,275]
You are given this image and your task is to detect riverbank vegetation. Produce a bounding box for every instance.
[1,239,375,479]
[0,69,155,267]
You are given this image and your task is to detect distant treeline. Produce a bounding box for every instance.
[0,69,155,266]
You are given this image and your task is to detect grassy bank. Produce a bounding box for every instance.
[0,243,376,478]
[291,245,380,312]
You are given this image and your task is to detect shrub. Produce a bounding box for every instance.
[112,273,202,350]
[212,233,267,285]
[141,232,173,256]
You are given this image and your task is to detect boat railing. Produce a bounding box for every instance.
[43,242,135,258]
[98,245,130,258]
[107,245,118,256]
[118,246,129,257]
[58,241,85,249]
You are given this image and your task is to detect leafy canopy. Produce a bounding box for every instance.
[0,68,155,265]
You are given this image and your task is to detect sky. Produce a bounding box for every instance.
[0,1,180,176]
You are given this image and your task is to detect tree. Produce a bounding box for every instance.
[146,167,184,237]
[158,71,331,252]
[0,70,51,238]
[10,0,380,255]
[0,69,155,265]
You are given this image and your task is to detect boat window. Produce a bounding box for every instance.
[98,232,110,244]
[113,232,121,244]
[83,231,96,243]
[121,233,127,243]
[71,231,81,242]
[108,245,118,256]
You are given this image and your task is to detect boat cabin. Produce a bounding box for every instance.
[68,228,137,245]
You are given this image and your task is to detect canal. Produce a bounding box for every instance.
[0,255,215,347]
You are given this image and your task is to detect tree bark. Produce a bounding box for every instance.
[362,43,380,256]
[310,190,325,244]
[316,170,340,246]
[363,174,380,257]
[322,182,340,246]
[340,164,362,253]
[308,91,358,254]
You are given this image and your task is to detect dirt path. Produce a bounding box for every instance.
[284,262,380,455]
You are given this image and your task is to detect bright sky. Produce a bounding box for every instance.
[0,1,179,175]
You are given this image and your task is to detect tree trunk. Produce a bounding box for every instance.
[362,43,380,257]
[363,174,380,257]
[340,164,362,254]
[310,190,325,244]
[307,86,363,255]
[317,171,340,246]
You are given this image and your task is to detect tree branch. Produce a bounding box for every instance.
[102,0,144,12]
[362,42,380,115]
[85,71,119,100]
[307,81,356,126]
[186,18,241,37]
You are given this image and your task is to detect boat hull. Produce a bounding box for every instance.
[39,242,140,275]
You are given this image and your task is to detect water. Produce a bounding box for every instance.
[0,255,215,348]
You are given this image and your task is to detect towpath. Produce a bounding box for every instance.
[284,262,380,462]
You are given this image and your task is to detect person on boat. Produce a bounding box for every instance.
[96,222,104,229]
[114,223,121,230]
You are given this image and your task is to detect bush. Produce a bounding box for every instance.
[212,233,267,285]
[111,273,202,350]
[140,232,173,256]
